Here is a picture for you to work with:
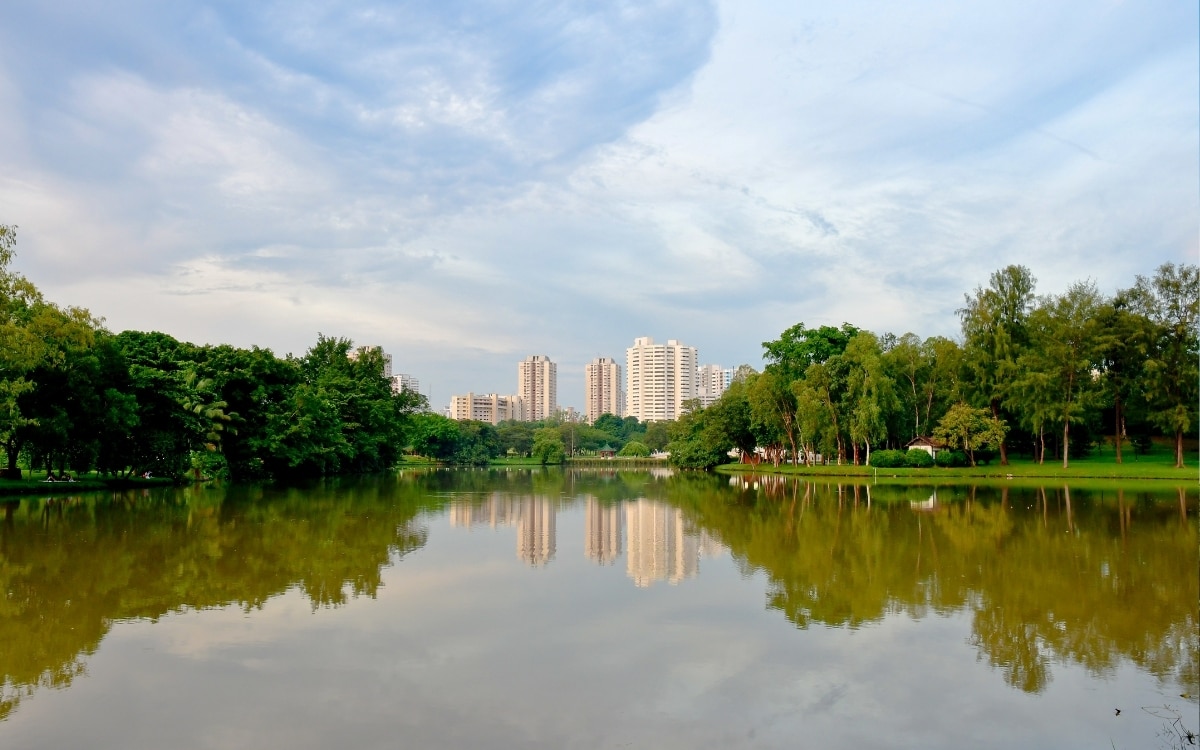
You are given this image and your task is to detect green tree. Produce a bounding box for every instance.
[959,265,1036,465]
[617,440,651,457]
[933,403,1008,467]
[531,428,566,465]
[410,413,461,461]
[1016,282,1110,468]
[1129,263,1199,468]
[843,332,898,465]
[1094,292,1151,463]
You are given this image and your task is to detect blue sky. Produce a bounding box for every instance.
[1,0,1196,412]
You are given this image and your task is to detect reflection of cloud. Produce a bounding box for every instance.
[807,682,849,713]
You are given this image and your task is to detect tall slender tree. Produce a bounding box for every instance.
[959,265,1036,465]
[1129,263,1199,468]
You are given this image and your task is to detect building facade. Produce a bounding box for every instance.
[390,373,420,395]
[518,355,557,422]
[584,356,623,422]
[696,364,733,407]
[625,337,697,422]
[449,393,524,424]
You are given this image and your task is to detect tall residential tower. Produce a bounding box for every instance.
[518,355,557,422]
[584,356,622,422]
[625,337,697,422]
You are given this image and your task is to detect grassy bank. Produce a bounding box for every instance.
[719,443,1198,484]
[0,471,179,497]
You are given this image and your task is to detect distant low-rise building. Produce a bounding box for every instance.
[449,393,525,424]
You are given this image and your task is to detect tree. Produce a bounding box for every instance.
[843,332,898,465]
[617,440,650,457]
[1016,282,1109,467]
[707,377,756,461]
[1094,293,1151,463]
[410,413,461,461]
[1129,263,1199,468]
[934,403,1008,467]
[749,368,799,466]
[531,428,566,465]
[959,265,1036,465]
[762,322,860,380]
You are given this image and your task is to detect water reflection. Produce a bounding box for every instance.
[584,496,621,565]
[0,470,1195,738]
[673,474,1198,696]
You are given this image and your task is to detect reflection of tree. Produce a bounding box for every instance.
[667,475,1198,695]
[0,479,434,717]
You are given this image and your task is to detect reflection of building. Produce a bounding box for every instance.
[517,496,557,566]
[584,496,622,565]
[625,499,699,587]
[449,493,520,529]
[585,357,623,422]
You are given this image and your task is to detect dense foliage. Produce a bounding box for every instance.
[0,226,426,481]
[669,263,1197,470]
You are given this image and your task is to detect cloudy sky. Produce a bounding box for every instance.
[1,1,1195,411]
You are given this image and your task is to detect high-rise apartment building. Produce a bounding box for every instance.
[518,355,557,421]
[625,337,697,422]
[584,356,623,422]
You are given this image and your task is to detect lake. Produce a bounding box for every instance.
[1,469,1196,749]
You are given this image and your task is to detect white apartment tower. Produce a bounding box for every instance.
[584,356,623,422]
[518,355,557,421]
[625,337,698,422]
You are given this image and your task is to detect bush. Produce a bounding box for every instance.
[869,449,907,468]
[905,449,935,468]
[618,441,651,457]
[935,450,968,467]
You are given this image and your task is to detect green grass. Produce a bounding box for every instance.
[719,441,1198,484]
[0,470,178,496]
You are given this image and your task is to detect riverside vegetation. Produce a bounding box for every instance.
[0,223,1195,482]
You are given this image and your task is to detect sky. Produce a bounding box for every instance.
[0,0,1196,412]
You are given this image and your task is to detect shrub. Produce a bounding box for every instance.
[869,449,907,468]
[935,450,968,467]
[618,441,651,457]
[905,449,935,468]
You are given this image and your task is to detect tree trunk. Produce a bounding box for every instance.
[1061,421,1070,469]
[1175,429,1185,469]
[1113,397,1123,464]
[991,400,1009,465]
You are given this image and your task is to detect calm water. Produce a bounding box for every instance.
[1,470,1196,750]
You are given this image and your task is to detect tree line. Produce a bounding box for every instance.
[0,225,425,482]
[2,221,1194,477]
[665,263,1198,470]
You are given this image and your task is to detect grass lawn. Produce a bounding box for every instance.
[720,441,1198,485]
[0,470,178,496]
